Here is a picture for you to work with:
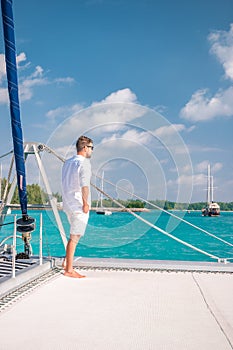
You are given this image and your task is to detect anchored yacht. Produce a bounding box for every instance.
[96,171,112,215]
[202,164,220,216]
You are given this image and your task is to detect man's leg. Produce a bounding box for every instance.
[64,234,85,278]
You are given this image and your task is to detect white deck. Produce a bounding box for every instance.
[0,262,233,350]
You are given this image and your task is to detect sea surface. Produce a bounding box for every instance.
[1,210,233,263]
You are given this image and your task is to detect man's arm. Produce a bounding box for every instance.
[82,186,89,213]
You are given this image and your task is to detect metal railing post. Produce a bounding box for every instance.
[12,214,16,278]
[39,213,43,265]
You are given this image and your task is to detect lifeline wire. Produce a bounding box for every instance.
[39,146,232,253]
[1,145,230,261]
[0,150,13,159]
[94,173,233,248]
[91,182,221,261]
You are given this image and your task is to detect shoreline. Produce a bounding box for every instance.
[5,205,233,213]
[7,205,150,212]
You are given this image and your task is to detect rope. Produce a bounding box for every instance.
[0,221,14,227]
[42,144,66,163]
[0,150,13,159]
[94,173,233,248]
[91,182,220,261]
[0,234,22,247]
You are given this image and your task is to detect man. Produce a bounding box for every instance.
[62,135,93,278]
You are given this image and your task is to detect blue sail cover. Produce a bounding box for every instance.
[1,0,28,216]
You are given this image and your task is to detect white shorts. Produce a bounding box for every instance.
[67,211,89,236]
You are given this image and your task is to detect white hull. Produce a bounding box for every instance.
[96,209,112,215]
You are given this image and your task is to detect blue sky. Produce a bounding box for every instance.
[0,0,233,203]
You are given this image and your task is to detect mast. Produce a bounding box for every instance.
[100,171,104,208]
[211,173,214,202]
[207,164,211,204]
[1,0,28,219]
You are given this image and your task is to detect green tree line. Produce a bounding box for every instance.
[1,179,61,204]
[93,198,233,211]
[1,179,232,210]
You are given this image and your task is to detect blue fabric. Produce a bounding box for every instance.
[1,0,28,215]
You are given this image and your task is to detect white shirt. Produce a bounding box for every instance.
[62,155,91,214]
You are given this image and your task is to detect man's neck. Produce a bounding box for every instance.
[77,151,86,158]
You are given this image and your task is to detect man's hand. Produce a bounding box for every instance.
[83,203,89,213]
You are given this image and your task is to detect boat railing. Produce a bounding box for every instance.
[0,213,43,279]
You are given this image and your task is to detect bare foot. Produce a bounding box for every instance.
[63,269,86,278]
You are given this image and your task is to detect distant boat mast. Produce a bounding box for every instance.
[100,170,104,208]
[96,171,112,215]
[207,164,214,204]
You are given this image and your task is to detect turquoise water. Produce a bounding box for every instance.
[1,210,233,263]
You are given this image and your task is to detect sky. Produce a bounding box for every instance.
[0,0,233,203]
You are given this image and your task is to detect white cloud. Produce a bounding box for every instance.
[43,88,193,204]
[54,77,75,84]
[168,173,205,187]
[195,160,210,172]
[100,122,189,149]
[209,23,233,80]
[93,88,137,105]
[151,124,193,155]
[20,76,49,101]
[195,161,222,173]
[101,128,151,146]
[160,158,169,165]
[212,162,223,172]
[45,87,141,126]
[153,105,168,114]
[119,129,151,144]
[0,52,28,82]
[73,89,145,128]
[0,54,6,83]
[187,144,222,153]
[169,164,192,174]
[187,125,196,132]
[167,161,222,197]
[0,52,76,105]
[180,87,233,122]
[101,133,119,144]
[0,52,28,84]
[180,24,233,123]
[16,52,27,66]
[46,103,83,121]
[29,65,43,78]
[0,87,8,104]
[192,174,207,186]
[154,124,186,137]
[92,123,126,135]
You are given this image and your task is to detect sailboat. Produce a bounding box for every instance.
[202,164,220,216]
[96,172,112,215]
